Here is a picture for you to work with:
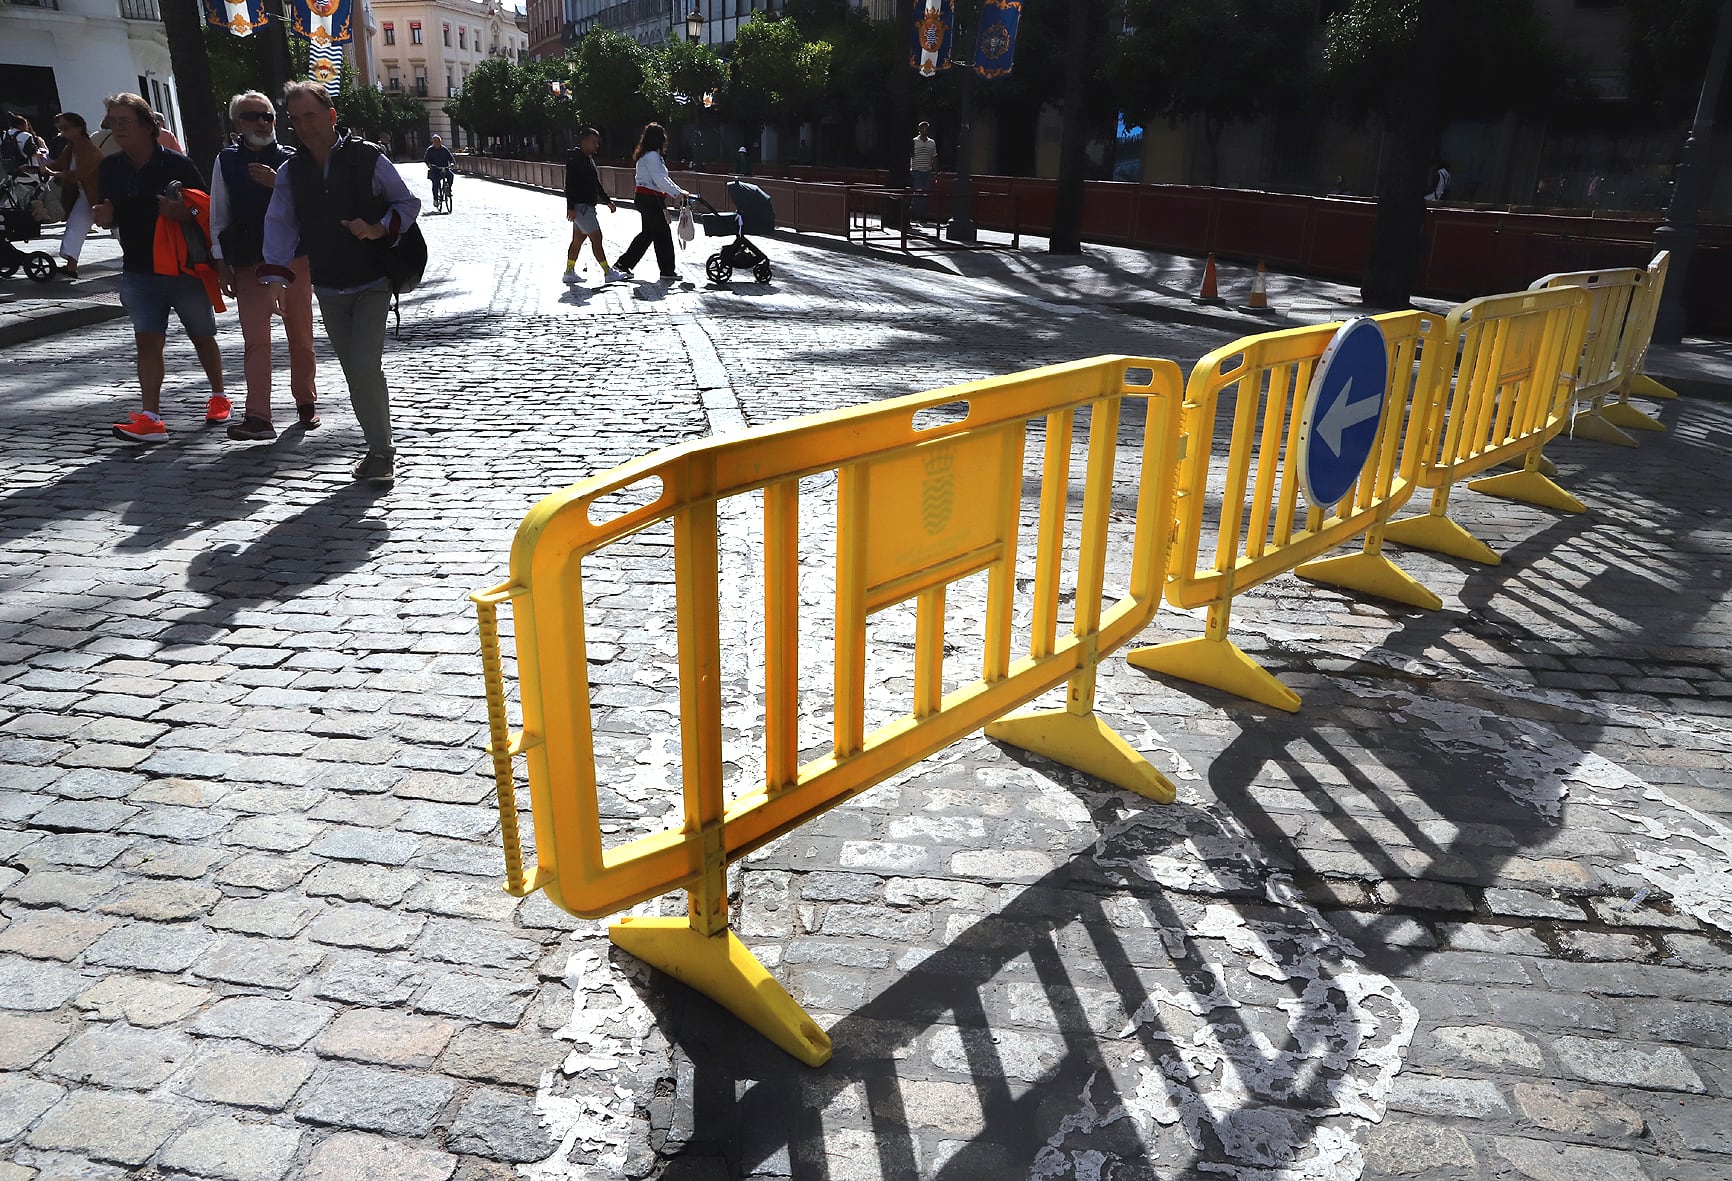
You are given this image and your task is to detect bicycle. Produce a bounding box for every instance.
[430,167,454,215]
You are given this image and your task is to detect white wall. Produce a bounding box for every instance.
[1,1,177,135]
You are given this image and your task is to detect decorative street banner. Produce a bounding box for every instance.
[203,0,269,38]
[292,0,354,46]
[309,40,343,94]
[972,0,1022,79]
[910,0,954,77]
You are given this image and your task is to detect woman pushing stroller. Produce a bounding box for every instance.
[613,122,687,283]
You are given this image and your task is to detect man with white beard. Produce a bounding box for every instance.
[211,90,320,442]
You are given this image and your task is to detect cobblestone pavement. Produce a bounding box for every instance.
[1,175,1729,1181]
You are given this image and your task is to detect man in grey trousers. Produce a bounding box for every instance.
[259,81,420,484]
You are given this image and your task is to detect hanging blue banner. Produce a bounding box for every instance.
[910,0,955,77]
[204,0,270,37]
[972,0,1022,80]
[292,0,355,46]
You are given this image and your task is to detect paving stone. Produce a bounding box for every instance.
[96,881,222,922]
[1324,911,1438,950]
[4,869,120,910]
[215,851,317,890]
[1361,1118,1477,1176]
[42,1024,194,1090]
[1375,880,1475,912]
[0,910,114,960]
[0,1014,74,1068]
[309,954,426,1007]
[445,1088,554,1163]
[299,1131,459,1181]
[1617,998,1732,1049]
[176,1047,317,1110]
[84,921,216,972]
[1557,930,1658,961]
[158,1114,304,1181]
[307,827,422,866]
[413,972,537,1025]
[306,904,427,951]
[407,877,525,923]
[29,799,140,832]
[1586,895,1700,930]
[227,815,324,852]
[1662,1097,1732,1155]
[1553,1035,1706,1092]
[1421,1025,1546,1071]
[414,919,543,969]
[0,956,88,1011]
[190,997,335,1049]
[303,863,420,906]
[1511,1083,1647,1139]
[295,1064,455,1137]
[1437,921,1550,956]
[209,895,323,938]
[314,1009,458,1068]
[437,1025,566,1087]
[21,832,134,869]
[1493,1136,1652,1181]
[73,976,212,1027]
[190,935,327,986]
[118,841,228,879]
[1387,1074,1511,1119]
[25,1090,189,1166]
[0,1075,64,1141]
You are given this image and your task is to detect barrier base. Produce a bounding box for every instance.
[1569,411,1638,448]
[987,708,1176,803]
[1629,374,1678,401]
[1383,514,1501,566]
[610,918,832,1067]
[1602,401,1666,433]
[1127,635,1301,713]
[1294,551,1443,611]
[1467,468,1586,515]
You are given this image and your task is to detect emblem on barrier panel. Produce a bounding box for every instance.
[920,446,955,536]
[867,432,1004,592]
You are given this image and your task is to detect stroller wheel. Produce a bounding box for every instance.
[24,252,55,283]
[0,262,16,280]
[706,255,732,284]
[754,261,772,284]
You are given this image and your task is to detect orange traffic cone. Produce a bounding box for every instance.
[1194,253,1223,305]
[1247,261,1270,311]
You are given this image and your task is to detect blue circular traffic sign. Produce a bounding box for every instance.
[1298,317,1389,510]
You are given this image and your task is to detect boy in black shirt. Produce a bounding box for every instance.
[562,127,618,284]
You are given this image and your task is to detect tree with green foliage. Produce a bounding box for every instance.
[569,29,656,151]
[336,70,427,144]
[1324,0,1574,307]
[1626,0,1732,123]
[446,56,520,148]
[1112,0,1318,186]
[515,56,582,146]
[730,12,832,150]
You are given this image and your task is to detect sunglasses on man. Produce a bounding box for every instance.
[238,111,276,123]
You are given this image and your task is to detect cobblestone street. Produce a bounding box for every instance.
[2,174,1730,1181]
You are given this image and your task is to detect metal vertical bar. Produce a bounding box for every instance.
[834,464,869,756]
[765,479,800,794]
[1030,409,1075,660]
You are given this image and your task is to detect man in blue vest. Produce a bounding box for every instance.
[260,82,420,485]
[212,90,319,442]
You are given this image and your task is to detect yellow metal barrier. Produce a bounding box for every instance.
[1528,251,1677,446]
[1126,312,1443,714]
[1382,285,1590,567]
[471,357,1187,1066]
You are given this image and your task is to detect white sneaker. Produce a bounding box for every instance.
[605,266,630,283]
[561,269,581,285]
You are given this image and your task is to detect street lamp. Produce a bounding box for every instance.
[1653,0,1732,344]
[686,8,704,43]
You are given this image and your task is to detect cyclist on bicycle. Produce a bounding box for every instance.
[424,135,455,208]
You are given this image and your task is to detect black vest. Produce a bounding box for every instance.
[217,140,294,267]
[287,136,390,289]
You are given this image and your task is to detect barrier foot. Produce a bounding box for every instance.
[1383,514,1502,566]
[610,918,833,1068]
[1569,411,1638,447]
[1294,552,1443,611]
[1467,468,1586,514]
[1602,401,1666,433]
[1629,374,1678,401]
[987,709,1176,804]
[1538,453,1559,478]
[1127,635,1301,713]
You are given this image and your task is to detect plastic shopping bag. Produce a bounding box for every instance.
[677,204,695,249]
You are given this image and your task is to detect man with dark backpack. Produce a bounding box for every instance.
[259,82,421,485]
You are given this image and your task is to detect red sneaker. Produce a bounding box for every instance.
[205,394,232,424]
[112,412,167,443]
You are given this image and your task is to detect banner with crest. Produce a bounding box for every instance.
[203,0,270,38]
[971,0,1021,79]
[292,0,354,46]
[909,0,954,77]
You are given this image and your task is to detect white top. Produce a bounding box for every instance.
[634,150,684,199]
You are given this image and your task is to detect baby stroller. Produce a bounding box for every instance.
[1,173,61,283]
[693,185,773,285]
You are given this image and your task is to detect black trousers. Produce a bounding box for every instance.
[617,192,676,276]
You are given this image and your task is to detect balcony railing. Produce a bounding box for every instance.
[2,0,64,10]
[414,81,429,96]
[118,0,160,19]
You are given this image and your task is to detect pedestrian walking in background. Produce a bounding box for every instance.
[2,113,46,176]
[261,81,420,485]
[92,93,229,444]
[48,112,102,279]
[1427,161,1451,202]
[211,90,319,443]
[563,125,617,284]
[154,114,184,155]
[613,122,687,283]
[910,121,937,219]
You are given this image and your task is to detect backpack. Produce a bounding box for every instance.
[337,138,428,334]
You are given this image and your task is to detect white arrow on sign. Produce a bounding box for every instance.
[1317,377,1381,455]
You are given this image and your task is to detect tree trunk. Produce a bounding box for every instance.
[1360,0,1448,309]
[161,0,224,175]
[1049,0,1091,253]
[887,0,918,186]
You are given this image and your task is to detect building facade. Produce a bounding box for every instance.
[0,0,180,146]
[368,0,529,146]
